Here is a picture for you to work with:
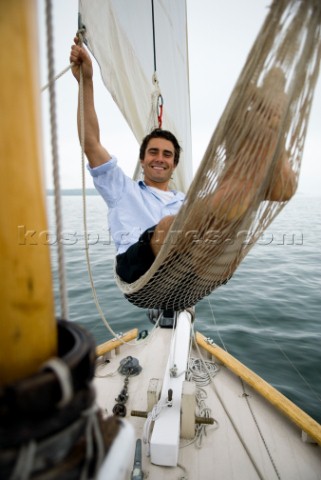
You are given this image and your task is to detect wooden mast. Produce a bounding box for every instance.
[0,0,57,385]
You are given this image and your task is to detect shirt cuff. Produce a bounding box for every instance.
[87,156,117,177]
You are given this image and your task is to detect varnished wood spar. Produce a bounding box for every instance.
[196,332,321,446]
[0,0,57,385]
[96,329,138,357]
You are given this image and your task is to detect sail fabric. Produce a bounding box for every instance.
[80,0,321,310]
[79,0,192,193]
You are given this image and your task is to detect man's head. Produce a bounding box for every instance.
[139,129,181,166]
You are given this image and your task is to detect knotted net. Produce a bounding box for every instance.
[79,0,321,310]
[114,0,321,310]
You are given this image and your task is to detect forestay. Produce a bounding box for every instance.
[80,0,321,310]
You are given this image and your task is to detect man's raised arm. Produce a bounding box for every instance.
[70,37,111,168]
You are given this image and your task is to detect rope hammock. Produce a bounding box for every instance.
[83,0,321,310]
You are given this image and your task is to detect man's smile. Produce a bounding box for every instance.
[150,164,166,170]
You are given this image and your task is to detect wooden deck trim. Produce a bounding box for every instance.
[196,331,321,446]
[96,328,138,357]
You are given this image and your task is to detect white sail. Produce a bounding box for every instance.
[79,0,192,193]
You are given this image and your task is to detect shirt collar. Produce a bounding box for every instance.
[138,180,184,199]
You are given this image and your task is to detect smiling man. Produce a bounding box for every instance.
[70,39,185,283]
[70,39,297,286]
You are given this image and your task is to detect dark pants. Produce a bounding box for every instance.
[115,226,157,283]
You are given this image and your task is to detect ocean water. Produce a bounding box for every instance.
[47,194,321,424]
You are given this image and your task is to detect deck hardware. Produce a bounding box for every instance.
[195,416,215,425]
[130,439,144,480]
[113,357,142,417]
[112,402,127,417]
[118,356,142,376]
[131,410,148,418]
[170,364,178,377]
[131,410,214,425]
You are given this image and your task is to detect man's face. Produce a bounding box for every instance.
[141,137,176,190]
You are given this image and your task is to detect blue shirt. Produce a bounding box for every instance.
[88,156,185,254]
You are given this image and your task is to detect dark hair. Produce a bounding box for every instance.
[139,129,181,166]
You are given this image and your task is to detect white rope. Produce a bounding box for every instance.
[41,63,74,92]
[9,441,37,480]
[195,388,215,449]
[78,35,122,341]
[187,357,220,387]
[41,358,74,407]
[45,0,69,319]
[143,400,172,456]
[77,33,161,347]
[80,404,105,480]
[176,462,189,480]
[184,354,220,449]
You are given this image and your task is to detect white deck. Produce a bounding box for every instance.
[94,325,321,480]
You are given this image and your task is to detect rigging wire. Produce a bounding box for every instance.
[206,297,228,351]
[207,295,321,404]
[151,0,157,73]
[250,311,321,404]
[191,325,267,480]
[205,300,321,478]
[45,0,69,319]
[150,0,164,129]
[240,378,281,480]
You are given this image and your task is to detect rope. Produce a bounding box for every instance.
[77,31,158,347]
[42,13,137,343]
[143,399,172,456]
[187,357,220,387]
[45,0,69,319]
[41,358,74,407]
[115,0,321,311]
[41,63,74,92]
[9,441,36,480]
[78,41,119,340]
[80,404,105,480]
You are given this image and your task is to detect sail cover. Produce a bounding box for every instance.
[79,0,192,193]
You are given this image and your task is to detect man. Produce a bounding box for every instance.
[70,38,185,284]
[70,39,297,285]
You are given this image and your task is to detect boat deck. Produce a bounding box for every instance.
[94,325,321,480]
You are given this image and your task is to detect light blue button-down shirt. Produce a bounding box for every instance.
[88,156,185,254]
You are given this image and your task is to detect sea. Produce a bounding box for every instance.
[47,194,321,424]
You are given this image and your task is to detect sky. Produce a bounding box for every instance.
[38,0,321,195]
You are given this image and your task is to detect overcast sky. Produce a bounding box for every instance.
[38,0,321,195]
